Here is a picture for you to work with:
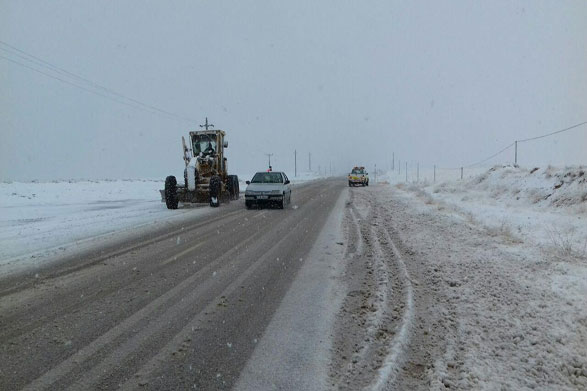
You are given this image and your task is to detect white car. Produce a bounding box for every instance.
[244,171,292,209]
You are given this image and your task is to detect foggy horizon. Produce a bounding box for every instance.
[2,1,586,182]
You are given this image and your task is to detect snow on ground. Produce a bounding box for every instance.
[0,179,212,275]
[0,174,326,276]
[380,165,587,389]
[381,165,587,262]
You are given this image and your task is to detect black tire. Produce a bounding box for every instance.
[366,181,369,186]
[245,200,253,209]
[165,175,179,209]
[278,194,285,209]
[348,181,352,187]
[209,175,221,207]
[228,175,239,200]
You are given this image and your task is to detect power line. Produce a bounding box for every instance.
[0,54,164,116]
[0,40,197,124]
[464,142,515,168]
[436,121,586,170]
[437,142,515,170]
[517,121,587,143]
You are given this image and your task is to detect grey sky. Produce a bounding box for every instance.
[1,1,586,181]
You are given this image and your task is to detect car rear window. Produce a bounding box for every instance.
[251,172,283,183]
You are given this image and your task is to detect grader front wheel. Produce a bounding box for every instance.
[165,176,179,209]
[209,175,221,207]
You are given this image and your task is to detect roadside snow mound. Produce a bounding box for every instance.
[433,165,587,211]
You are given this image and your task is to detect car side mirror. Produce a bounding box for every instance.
[246,181,251,185]
[284,180,290,184]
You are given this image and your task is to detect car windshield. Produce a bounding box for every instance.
[352,169,364,174]
[251,172,283,184]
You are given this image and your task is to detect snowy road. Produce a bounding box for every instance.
[1,175,585,390]
[0,179,345,390]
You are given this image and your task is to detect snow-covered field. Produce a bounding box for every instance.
[0,180,209,274]
[380,165,587,389]
[0,173,326,276]
[382,165,587,265]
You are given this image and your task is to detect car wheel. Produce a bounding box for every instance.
[228,175,239,200]
[245,201,252,209]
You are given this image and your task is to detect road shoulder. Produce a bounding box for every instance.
[234,187,348,391]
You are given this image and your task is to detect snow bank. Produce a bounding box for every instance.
[385,165,587,259]
[384,165,587,389]
[433,165,587,211]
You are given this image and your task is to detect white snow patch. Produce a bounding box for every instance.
[0,179,214,275]
[384,165,587,389]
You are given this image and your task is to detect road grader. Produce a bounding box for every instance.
[161,123,239,208]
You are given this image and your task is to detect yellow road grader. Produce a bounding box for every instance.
[161,121,239,208]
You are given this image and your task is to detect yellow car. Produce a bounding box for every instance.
[348,166,369,187]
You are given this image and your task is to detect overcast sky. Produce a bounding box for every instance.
[1,1,586,181]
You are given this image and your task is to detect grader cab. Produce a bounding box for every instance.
[161,123,239,208]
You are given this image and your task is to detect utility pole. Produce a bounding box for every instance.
[515,140,518,166]
[265,153,273,170]
[399,160,401,175]
[392,152,395,171]
[434,165,436,183]
[405,162,408,182]
[309,152,312,171]
[461,167,464,180]
[375,164,377,184]
[294,150,297,177]
[417,162,419,182]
